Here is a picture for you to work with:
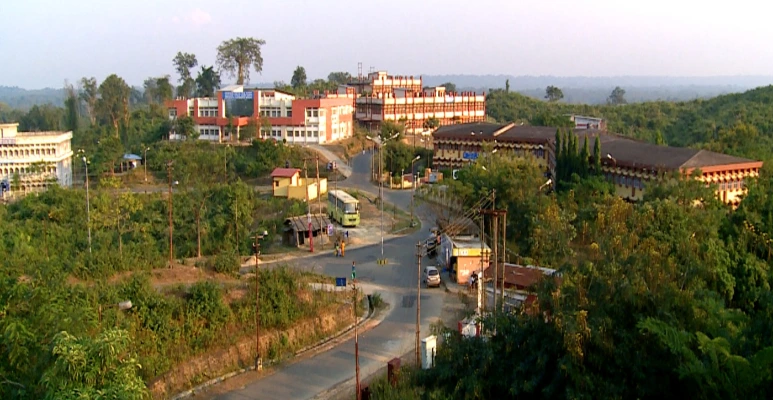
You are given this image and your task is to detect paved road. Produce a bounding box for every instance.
[216,151,442,400]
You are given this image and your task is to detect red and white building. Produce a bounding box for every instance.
[165,85,354,144]
[324,71,487,135]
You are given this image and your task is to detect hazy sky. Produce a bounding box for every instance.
[2,0,772,89]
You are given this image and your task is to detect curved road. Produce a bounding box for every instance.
[216,151,442,400]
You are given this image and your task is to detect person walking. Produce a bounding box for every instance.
[341,241,346,257]
[335,241,340,257]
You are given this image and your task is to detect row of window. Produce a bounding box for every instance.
[305,108,324,118]
[259,107,291,118]
[1,166,58,175]
[357,103,485,114]
[264,129,319,138]
[199,107,218,117]
[1,148,60,157]
[199,128,220,136]
[717,179,746,191]
[605,173,646,189]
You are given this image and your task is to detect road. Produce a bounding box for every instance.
[215,150,441,400]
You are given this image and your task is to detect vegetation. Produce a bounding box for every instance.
[388,141,773,398]
[215,37,266,85]
[486,85,773,162]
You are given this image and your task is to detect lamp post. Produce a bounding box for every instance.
[79,151,92,255]
[410,155,421,226]
[98,300,132,323]
[366,133,399,262]
[253,230,268,371]
[143,147,150,182]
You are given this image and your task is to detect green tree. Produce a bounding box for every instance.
[327,71,352,85]
[63,82,79,132]
[174,116,196,140]
[291,66,307,90]
[608,86,627,105]
[173,51,198,98]
[97,74,131,135]
[593,135,602,174]
[545,85,564,102]
[154,75,174,103]
[216,37,267,85]
[39,329,147,399]
[580,136,590,177]
[380,120,404,140]
[423,116,440,131]
[19,105,63,132]
[505,79,510,93]
[79,77,98,125]
[195,66,221,97]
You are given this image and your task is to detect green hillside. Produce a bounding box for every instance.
[486,85,773,161]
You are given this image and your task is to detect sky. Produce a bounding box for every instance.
[2,0,772,89]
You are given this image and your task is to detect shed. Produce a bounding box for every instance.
[283,214,331,246]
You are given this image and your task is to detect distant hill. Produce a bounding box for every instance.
[421,75,773,104]
[0,86,65,110]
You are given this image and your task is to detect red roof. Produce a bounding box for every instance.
[271,168,300,178]
[484,263,560,290]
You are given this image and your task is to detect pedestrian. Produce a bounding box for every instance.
[341,241,346,257]
[335,242,340,257]
[468,274,474,293]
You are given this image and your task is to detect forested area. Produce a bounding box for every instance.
[486,85,773,162]
[374,124,773,398]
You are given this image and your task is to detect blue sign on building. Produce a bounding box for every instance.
[462,152,479,160]
[222,91,254,100]
[335,277,347,287]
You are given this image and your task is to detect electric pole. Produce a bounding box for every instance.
[415,241,422,366]
[303,158,313,252]
[353,261,361,400]
[492,190,497,312]
[253,233,263,371]
[167,161,174,267]
[501,210,507,310]
[315,155,323,248]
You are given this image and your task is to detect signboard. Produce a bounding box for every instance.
[327,224,334,236]
[462,152,478,160]
[222,91,254,100]
[335,277,347,287]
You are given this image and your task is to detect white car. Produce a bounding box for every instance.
[423,266,441,288]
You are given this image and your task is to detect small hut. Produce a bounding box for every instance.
[283,214,331,246]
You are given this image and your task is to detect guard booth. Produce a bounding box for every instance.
[437,234,491,285]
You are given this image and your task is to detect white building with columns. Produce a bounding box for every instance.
[0,123,74,196]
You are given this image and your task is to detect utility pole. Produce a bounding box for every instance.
[315,156,323,248]
[353,261,361,400]
[501,210,507,310]
[167,161,174,267]
[303,158,313,252]
[415,241,422,366]
[379,141,384,258]
[492,190,497,312]
[479,206,485,314]
[83,156,92,255]
[143,146,149,182]
[253,233,263,371]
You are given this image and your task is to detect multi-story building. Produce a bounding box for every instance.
[321,71,487,135]
[0,123,73,196]
[165,85,354,144]
[432,122,763,207]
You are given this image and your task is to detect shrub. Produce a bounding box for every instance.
[208,250,240,274]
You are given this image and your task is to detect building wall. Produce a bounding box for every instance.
[432,138,548,170]
[0,124,73,195]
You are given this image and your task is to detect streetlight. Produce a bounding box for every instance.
[98,300,132,323]
[78,150,92,255]
[366,133,399,262]
[143,147,150,182]
[410,155,421,226]
[607,153,617,166]
[166,161,178,267]
[253,230,269,371]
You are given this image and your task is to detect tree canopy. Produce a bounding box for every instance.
[216,37,266,85]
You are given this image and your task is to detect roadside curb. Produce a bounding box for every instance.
[169,300,381,400]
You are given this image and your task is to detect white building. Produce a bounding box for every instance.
[0,123,74,196]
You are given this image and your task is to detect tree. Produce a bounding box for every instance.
[423,117,440,132]
[440,82,457,93]
[216,37,267,85]
[505,79,510,93]
[327,71,352,85]
[174,116,196,140]
[593,135,602,174]
[173,51,198,97]
[291,66,307,90]
[19,105,63,132]
[97,74,131,135]
[142,77,157,105]
[195,66,221,97]
[608,86,627,105]
[92,177,143,258]
[39,329,147,399]
[545,85,564,102]
[79,77,98,125]
[380,120,404,140]
[154,76,174,103]
[63,82,79,132]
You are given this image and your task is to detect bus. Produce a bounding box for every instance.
[328,190,361,227]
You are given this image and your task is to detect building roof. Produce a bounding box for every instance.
[483,263,559,289]
[270,168,301,178]
[283,214,331,233]
[123,153,142,161]
[433,122,512,139]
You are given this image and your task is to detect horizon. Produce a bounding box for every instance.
[2,0,773,90]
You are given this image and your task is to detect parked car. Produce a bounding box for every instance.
[423,266,441,288]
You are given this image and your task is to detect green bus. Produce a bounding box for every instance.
[328,190,361,227]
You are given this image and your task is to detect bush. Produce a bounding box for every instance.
[208,250,240,274]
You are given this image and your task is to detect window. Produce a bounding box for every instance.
[199,107,218,117]
[168,108,178,117]
[286,109,293,117]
